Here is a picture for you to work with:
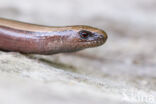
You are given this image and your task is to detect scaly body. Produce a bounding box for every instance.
[0,18,107,54]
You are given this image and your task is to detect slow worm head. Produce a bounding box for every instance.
[0,18,107,54]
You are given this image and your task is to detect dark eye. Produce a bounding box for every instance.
[79,30,93,39]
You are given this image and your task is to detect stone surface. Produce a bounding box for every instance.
[0,0,156,104]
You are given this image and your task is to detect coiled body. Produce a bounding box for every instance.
[0,18,107,54]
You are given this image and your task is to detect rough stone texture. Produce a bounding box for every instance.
[0,0,156,104]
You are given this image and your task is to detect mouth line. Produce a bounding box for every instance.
[80,38,106,48]
[85,38,105,43]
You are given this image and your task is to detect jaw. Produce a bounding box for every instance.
[61,40,105,53]
[78,38,106,49]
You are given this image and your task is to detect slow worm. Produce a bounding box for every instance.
[0,18,107,54]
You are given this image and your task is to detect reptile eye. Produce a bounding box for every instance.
[79,30,93,39]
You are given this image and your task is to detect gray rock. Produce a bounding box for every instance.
[0,0,156,104]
